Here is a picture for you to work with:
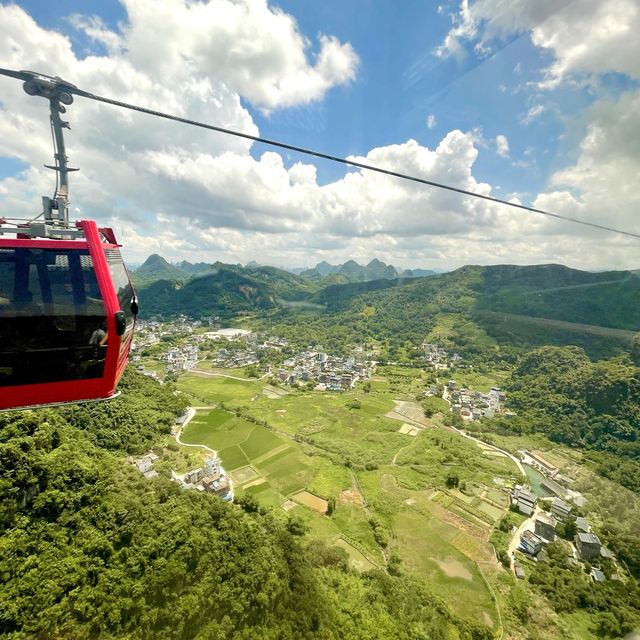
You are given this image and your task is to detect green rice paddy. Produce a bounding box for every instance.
[176,367,515,627]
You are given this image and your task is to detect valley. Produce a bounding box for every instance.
[130,296,639,639]
[3,256,639,640]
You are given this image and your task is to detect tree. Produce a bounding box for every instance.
[445,473,460,489]
[631,332,640,366]
[326,497,336,516]
[558,518,577,540]
[388,552,402,576]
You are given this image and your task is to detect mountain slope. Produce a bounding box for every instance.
[138,266,279,318]
[133,254,190,286]
[266,264,640,359]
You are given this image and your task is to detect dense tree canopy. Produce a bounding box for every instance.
[0,370,490,639]
[486,346,640,492]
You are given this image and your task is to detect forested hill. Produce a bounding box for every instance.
[492,346,640,493]
[138,271,277,318]
[264,263,639,359]
[132,254,191,286]
[0,371,491,640]
[135,260,639,355]
[316,263,638,324]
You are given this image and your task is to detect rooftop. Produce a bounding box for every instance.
[535,513,558,527]
[552,497,572,512]
[576,516,590,532]
[576,532,601,545]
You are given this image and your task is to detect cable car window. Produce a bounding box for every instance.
[107,257,135,330]
[0,248,107,387]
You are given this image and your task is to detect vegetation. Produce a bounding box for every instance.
[487,346,640,492]
[0,370,491,639]
[528,542,640,637]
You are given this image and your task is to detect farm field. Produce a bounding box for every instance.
[391,508,498,627]
[176,368,519,627]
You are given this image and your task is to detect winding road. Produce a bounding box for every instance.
[175,407,216,455]
[441,389,526,476]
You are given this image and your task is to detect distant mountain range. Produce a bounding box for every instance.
[299,258,437,282]
[131,255,439,288]
[131,255,640,357]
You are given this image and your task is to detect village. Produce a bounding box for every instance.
[131,317,375,391]
[269,345,374,391]
[508,449,617,584]
[129,449,233,501]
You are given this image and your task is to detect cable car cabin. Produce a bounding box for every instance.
[0,220,137,410]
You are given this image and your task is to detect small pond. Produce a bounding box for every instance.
[523,464,553,498]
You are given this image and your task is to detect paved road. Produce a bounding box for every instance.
[441,389,526,476]
[174,407,216,455]
[507,506,540,569]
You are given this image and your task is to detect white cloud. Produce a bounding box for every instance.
[0,3,638,272]
[495,134,510,158]
[533,89,640,242]
[118,0,358,110]
[519,104,546,124]
[426,114,437,129]
[438,0,640,85]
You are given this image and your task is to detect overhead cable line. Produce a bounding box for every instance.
[1,67,639,240]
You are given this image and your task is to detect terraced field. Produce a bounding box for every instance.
[176,367,517,628]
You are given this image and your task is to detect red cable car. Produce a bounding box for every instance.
[0,71,137,410]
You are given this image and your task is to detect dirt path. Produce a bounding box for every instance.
[349,468,370,514]
[392,441,414,465]
[175,407,216,455]
[190,370,259,382]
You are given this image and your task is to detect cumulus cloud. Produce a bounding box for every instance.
[118,0,358,110]
[533,90,640,241]
[0,3,638,272]
[426,114,437,129]
[495,134,510,158]
[438,0,640,85]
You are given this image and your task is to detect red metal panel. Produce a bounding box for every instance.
[0,220,134,410]
[2,378,116,410]
[80,220,122,398]
[0,238,89,250]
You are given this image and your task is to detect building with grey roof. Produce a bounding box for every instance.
[511,485,538,516]
[575,516,590,533]
[551,497,572,520]
[576,532,601,561]
[520,530,544,556]
[534,513,557,541]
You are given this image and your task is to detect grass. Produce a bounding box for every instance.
[334,538,378,572]
[241,427,283,459]
[306,458,352,499]
[179,373,262,404]
[447,370,509,393]
[174,368,525,629]
[218,445,250,470]
[391,508,498,627]
[181,413,253,451]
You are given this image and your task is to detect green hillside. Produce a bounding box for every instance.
[138,267,278,318]
[264,264,640,359]
[0,371,491,640]
[132,254,190,286]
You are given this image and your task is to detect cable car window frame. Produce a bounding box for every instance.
[0,247,108,387]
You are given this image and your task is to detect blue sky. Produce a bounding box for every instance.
[1,0,639,269]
